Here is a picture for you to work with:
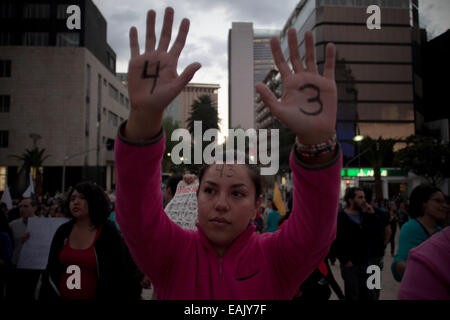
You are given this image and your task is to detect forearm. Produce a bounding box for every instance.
[271,144,342,290]
[115,123,182,281]
[395,261,407,275]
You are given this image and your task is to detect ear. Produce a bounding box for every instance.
[251,196,263,221]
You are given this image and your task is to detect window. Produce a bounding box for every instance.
[119,117,124,125]
[108,84,119,101]
[108,111,118,127]
[56,4,71,19]
[85,64,91,96]
[125,98,129,109]
[0,131,8,148]
[103,79,107,86]
[0,32,13,45]
[24,4,50,19]
[0,95,10,112]
[23,32,49,46]
[120,93,125,105]
[56,33,79,47]
[0,3,14,18]
[0,60,11,77]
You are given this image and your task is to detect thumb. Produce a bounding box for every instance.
[175,62,202,92]
[255,83,280,115]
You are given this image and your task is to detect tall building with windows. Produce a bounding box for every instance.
[228,23,279,130]
[255,0,420,199]
[0,0,127,196]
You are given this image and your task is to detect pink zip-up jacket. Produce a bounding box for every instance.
[115,124,342,300]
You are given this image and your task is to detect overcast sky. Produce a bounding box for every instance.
[92,0,450,134]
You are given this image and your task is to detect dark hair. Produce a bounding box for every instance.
[166,175,183,197]
[20,195,38,207]
[344,187,364,207]
[197,153,262,203]
[408,184,442,219]
[66,181,110,227]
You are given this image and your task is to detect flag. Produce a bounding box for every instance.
[273,182,286,216]
[22,171,35,198]
[1,183,13,210]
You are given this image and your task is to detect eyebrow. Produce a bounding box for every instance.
[204,181,248,189]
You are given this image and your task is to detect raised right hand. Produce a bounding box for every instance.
[125,7,201,141]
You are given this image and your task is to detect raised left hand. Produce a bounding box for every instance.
[255,29,337,145]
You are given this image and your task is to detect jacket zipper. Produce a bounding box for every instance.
[219,258,223,278]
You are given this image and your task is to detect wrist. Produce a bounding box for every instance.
[125,110,163,141]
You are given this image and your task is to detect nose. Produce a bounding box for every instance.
[214,191,230,212]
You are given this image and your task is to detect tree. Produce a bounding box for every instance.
[186,95,221,173]
[186,95,220,136]
[9,147,51,196]
[394,135,450,187]
[360,137,395,202]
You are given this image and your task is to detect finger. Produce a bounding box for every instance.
[174,62,202,91]
[145,10,156,52]
[304,31,318,74]
[255,83,281,115]
[287,29,304,73]
[158,7,174,52]
[270,37,291,79]
[323,42,336,80]
[169,18,190,59]
[129,27,140,58]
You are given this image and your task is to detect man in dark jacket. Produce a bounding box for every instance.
[332,187,385,300]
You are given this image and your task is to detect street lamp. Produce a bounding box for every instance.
[61,148,96,195]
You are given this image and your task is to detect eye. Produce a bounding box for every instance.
[232,190,245,198]
[204,187,215,195]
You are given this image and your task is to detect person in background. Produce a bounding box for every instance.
[333,187,385,300]
[265,196,281,233]
[388,202,399,256]
[7,196,41,300]
[391,184,448,282]
[0,212,13,299]
[397,201,409,229]
[39,182,142,300]
[163,174,183,207]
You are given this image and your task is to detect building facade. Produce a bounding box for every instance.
[165,83,220,130]
[0,0,127,196]
[228,22,279,130]
[256,0,421,199]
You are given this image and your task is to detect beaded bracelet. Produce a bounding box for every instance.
[295,132,337,158]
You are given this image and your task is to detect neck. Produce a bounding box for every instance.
[75,216,96,230]
[417,215,436,232]
[345,207,360,215]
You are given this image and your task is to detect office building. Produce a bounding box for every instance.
[228,22,279,130]
[0,0,128,196]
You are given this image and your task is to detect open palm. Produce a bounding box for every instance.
[127,8,201,117]
[255,29,337,145]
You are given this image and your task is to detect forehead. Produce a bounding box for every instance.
[202,164,253,186]
[355,190,365,197]
[430,192,444,200]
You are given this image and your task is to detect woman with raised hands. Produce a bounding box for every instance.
[115,7,342,299]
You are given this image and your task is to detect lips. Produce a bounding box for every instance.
[210,217,231,225]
